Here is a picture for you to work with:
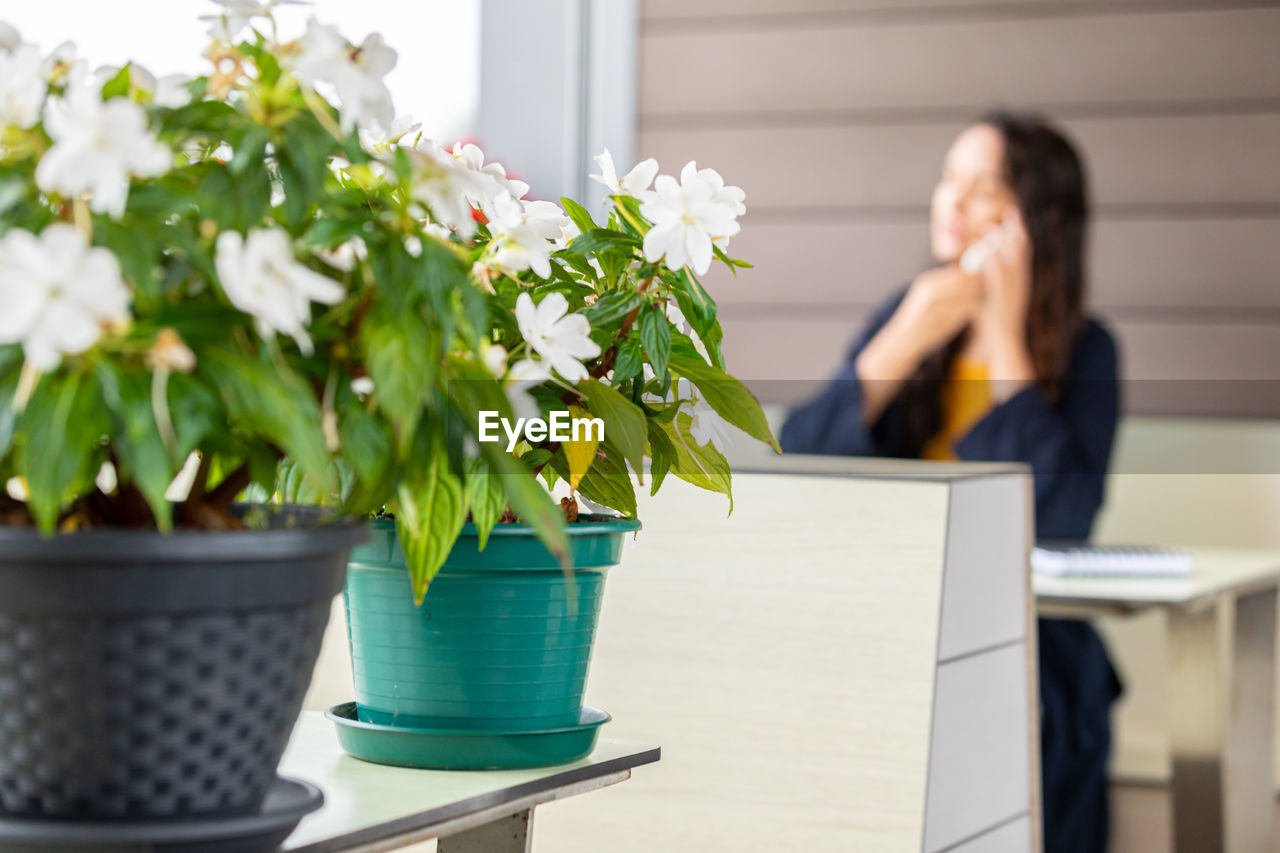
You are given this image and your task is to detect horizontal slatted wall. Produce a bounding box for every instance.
[637,1,1280,416]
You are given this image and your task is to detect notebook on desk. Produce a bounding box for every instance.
[1032,543,1194,577]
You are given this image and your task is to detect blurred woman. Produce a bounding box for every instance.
[780,112,1122,852]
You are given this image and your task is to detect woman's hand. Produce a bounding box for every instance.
[854,265,982,424]
[893,265,985,359]
[973,212,1036,399]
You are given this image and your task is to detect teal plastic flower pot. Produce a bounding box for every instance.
[344,515,639,732]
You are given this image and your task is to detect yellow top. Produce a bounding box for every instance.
[920,357,992,461]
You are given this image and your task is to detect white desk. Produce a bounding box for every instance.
[1035,547,1280,853]
[278,712,660,852]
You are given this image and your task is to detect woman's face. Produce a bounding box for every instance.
[930,123,1019,263]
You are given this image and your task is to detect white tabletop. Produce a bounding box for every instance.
[1033,546,1280,612]
[278,712,660,852]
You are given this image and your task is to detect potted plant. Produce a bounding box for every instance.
[0,3,547,844]
[323,64,780,770]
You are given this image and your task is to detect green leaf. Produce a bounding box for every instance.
[445,359,568,568]
[229,126,270,175]
[519,448,553,471]
[337,394,396,513]
[276,114,335,228]
[202,349,333,491]
[658,414,733,511]
[559,197,598,235]
[96,219,161,308]
[303,216,367,250]
[465,457,506,551]
[360,305,438,449]
[477,440,569,568]
[583,289,643,327]
[157,98,236,137]
[101,64,132,100]
[567,228,640,256]
[198,159,270,232]
[713,243,754,275]
[0,357,19,462]
[613,338,643,386]
[639,306,671,381]
[395,447,467,604]
[551,446,637,517]
[670,269,724,368]
[19,370,109,531]
[669,348,780,453]
[646,419,676,496]
[166,372,221,458]
[578,379,646,472]
[96,363,176,530]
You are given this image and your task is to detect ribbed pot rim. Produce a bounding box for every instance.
[0,505,369,564]
[368,513,641,538]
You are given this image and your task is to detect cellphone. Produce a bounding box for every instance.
[959,234,998,274]
[958,220,1014,274]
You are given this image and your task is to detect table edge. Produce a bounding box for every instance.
[285,744,661,853]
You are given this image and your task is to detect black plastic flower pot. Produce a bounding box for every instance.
[0,506,368,821]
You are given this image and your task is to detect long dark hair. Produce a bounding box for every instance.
[897,111,1090,456]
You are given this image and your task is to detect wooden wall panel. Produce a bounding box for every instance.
[643,0,1053,20]
[700,217,1280,313]
[639,115,1280,208]
[642,0,1265,23]
[640,9,1280,118]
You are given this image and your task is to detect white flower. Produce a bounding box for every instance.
[638,161,745,275]
[505,357,548,421]
[407,139,528,238]
[358,114,421,153]
[294,18,396,133]
[449,141,528,208]
[151,73,193,109]
[0,224,131,371]
[0,43,46,129]
[315,236,367,272]
[215,226,346,355]
[482,343,509,378]
[201,0,300,42]
[696,163,746,250]
[665,298,686,328]
[514,292,600,383]
[42,41,77,83]
[422,222,453,242]
[99,63,192,109]
[485,193,568,280]
[0,21,20,53]
[590,148,658,196]
[407,141,490,237]
[351,376,375,396]
[685,383,734,453]
[35,72,171,218]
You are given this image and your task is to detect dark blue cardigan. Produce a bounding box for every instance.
[780,288,1123,853]
[780,288,1120,539]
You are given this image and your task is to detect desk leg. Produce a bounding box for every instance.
[438,808,534,853]
[1168,589,1277,853]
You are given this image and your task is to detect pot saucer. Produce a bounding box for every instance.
[326,701,610,770]
[0,776,322,852]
